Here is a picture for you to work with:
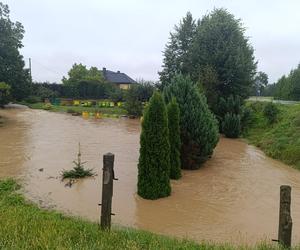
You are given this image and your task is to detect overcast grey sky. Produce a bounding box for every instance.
[5,0,300,83]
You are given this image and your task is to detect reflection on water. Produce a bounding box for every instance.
[1,108,300,245]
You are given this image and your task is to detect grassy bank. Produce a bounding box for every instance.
[21,102,127,116]
[0,179,281,250]
[243,101,300,169]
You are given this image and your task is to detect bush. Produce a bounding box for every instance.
[42,103,52,110]
[263,102,279,124]
[138,92,171,199]
[240,105,253,131]
[135,81,155,102]
[35,86,58,100]
[164,75,219,169]
[62,144,95,180]
[216,95,241,131]
[124,85,143,117]
[167,98,181,179]
[109,88,124,103]
[293,114,300,127]
[0,82,11,107]
[24,95,41,104]
[248,101,265,112]
[222,113,241,138]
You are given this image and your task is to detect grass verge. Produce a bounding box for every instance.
[20,102,127,116]
[243,102,300,169]
[0,179,283,249]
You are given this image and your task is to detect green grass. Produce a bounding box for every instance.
[0,179,284,250]
[248,96,274,102]
[243,102,300,169]
[21,102,127,116]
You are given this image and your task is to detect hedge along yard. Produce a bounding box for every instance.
[2,1,300,249]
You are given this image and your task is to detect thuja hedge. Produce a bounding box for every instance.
[167,97,181,179]
[222,113,241,138]
[137,92,171,199]
[164,75,219,170]
[217,95,242,138]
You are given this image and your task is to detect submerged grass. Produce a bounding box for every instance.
[0,179,286,250]
[243,102,300,169]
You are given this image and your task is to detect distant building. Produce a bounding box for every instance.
[102,67,135,90]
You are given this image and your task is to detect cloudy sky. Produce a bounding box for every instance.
[5,0,300,83]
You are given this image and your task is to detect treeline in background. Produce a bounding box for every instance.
[263,64,300,101]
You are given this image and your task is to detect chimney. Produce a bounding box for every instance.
[102,67,106,74]
[117,70,120,73]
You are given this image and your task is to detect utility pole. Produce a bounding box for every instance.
[29,58,32,84]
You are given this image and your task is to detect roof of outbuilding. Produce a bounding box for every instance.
[102,69,136,84]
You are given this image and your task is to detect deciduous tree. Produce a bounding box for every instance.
[191,8,257,110]
[0,82,11,107]
[0,2,31,100]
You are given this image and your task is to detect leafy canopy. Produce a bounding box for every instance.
[62,64,104,84]
[0,2,31,100]
[0,82,11,107]
[273,64,300,101]
[191,8,257,109]
[160,8,257,112]
[124,85,143,117]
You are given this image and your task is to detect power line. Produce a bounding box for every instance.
[30,58,62,76]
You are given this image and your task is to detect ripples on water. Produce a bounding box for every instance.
[0,108,300,246]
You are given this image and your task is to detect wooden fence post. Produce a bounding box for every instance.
[100,153,115,230]
[278,185,292,248]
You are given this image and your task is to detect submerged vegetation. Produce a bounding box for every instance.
[164,75,219,170]
[244,102,300,169]
[138,92,171,199]
[166,97,181,180]
[62,143,95,180]
[2,0,300,248]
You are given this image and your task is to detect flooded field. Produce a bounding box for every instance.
[1,107,300,246]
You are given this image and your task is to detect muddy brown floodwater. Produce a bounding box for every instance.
[1,108,300,246]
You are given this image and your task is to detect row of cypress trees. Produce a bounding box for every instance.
[138,75,219,200]
[137,92,181,199]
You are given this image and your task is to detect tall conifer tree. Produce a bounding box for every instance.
[159,12,196,89]
[164,75,219,170]
[167,98,181,179]
[138,92,171,199]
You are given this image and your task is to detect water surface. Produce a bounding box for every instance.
[1,108,300,245]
